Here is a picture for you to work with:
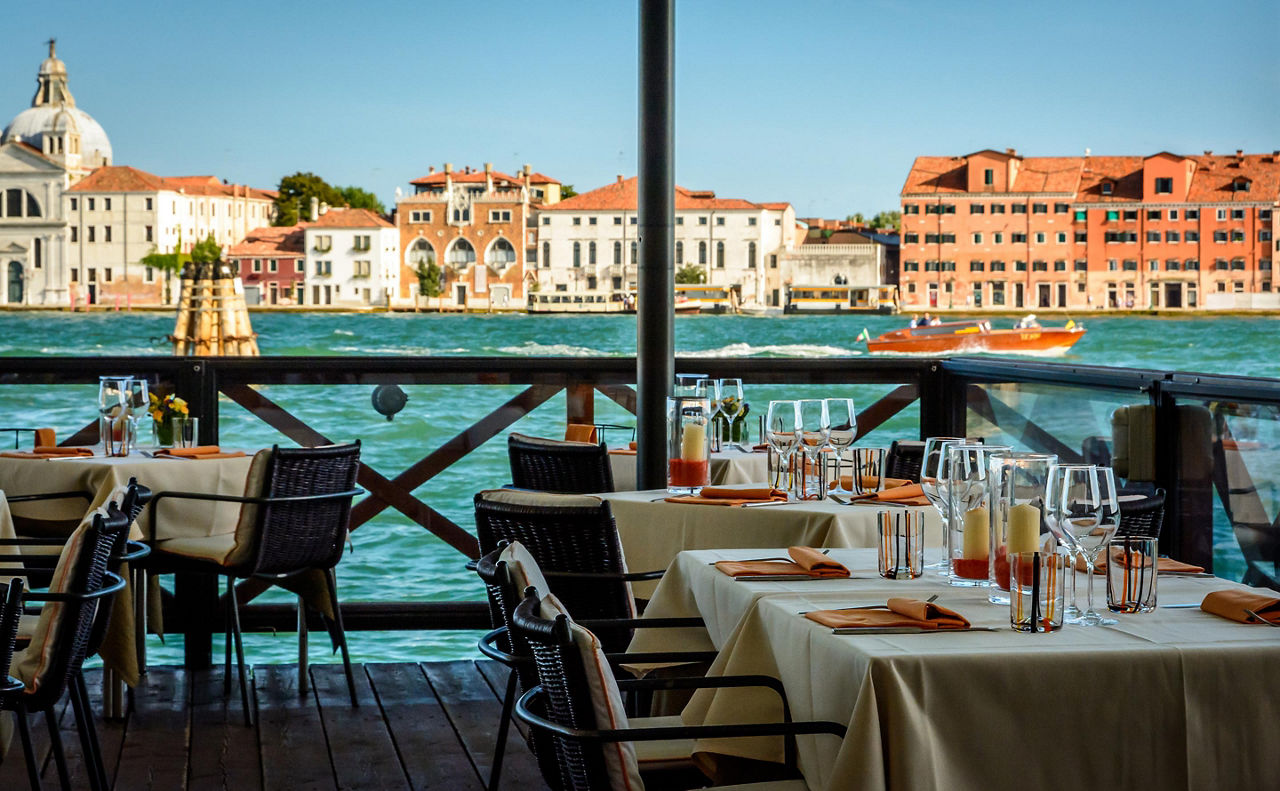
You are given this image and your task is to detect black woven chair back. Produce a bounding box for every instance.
[1117,488,1166,539]
[84,480,152,660]
[27,508,128,711]
[247,442,362,576]
[0,577,25,691]
[474,492,633,651]
[508,433,614,494]
[886,440,925,482]
[512,591,610,791]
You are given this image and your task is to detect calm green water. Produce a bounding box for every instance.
[0,310,1271,663]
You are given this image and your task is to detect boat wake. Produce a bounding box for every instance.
[684,342,862,358]
[496,341,604,357]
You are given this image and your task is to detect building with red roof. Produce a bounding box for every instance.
[900,149,1280,310]
[228,225,306,306]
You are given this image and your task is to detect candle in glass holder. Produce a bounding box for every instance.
[953,506,990,580]
[681,421,707,461]
[1006,503,1041,554]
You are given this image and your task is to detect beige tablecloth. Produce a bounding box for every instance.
[601,488,941,597]
[608,449,771,491]
[665,548,1279,791]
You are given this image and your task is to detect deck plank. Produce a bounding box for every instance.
[310,664,409,790]
[187,667,264,791]
[112,667,191,791]
[0,692,73,787]
[257,663,336,791]
[365,662,482,791]
[422,660,547,790]
[472,660,530,740]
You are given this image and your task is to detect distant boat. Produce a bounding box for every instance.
[784,284,900,315]
[865,317,1085,354]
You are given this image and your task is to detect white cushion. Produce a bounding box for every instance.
[153,533,238,565]
[539,592,643,791]
[499,541,550,600]
[479,488,603,510]
[227,448,273,567]
[631,715,696,770]
[512,432,597,449]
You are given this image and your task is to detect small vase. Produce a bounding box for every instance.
[154,418,175,448]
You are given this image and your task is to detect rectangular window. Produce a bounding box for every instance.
[1168,209,1179,220]
[1032,203,1048,214]
[103,267,112,282]
[588,217,597,225]
[252,258,262,272]
[1074,210,1086,222]
[489,210,512,223]
[613,216,622,225]
[1073,260,1088,272]
[990,203,1005,214]
[145,225,153,242]
[1185,209,1199,220]
[1232,230,1245,242]
[1015,260,1027,272]
[1011,204,1027,214]
[1231,259,1246,270]
[1054,260,1066,271]
[104,198,112,211]
[904,233,919,244]
[983,168,994,185]
[991,260,1006,271]
[1186,259,1199,270]
[1165,259,1180,271]
[1012,233,1027,243]
[1216,209,1228,221]
[1261,259,1273,271]
[1232,209,1245,220]
[1123,210,1138,221]
[972,233,983,244]
[970,203,985,214]
[715,217,725,226]
[1101,182,1113,195]
[1260,209,1273,221]
[144,266,154,283]
[747,217,757,226]
[1056,232,1067,244]
[268,259,278,272]
[1031,260,1048,272]
[1075,231,1087,243]
[541,216,550,225]
[925,233,939,244]
[1108,259,1118,271]
[87,198,95,210]
[1106,210,1119,222]
[1186,230,1199,242]
[1147,231,1160,242]
[1166,231,1180,242]
[295,259,304,272]
[969,260,985,272]
[1055,203,1070,213]
[1122,260,1138,271]
[675,216,683,226]
[698,216,708,225]
[572,217,581,225]
[903,204,919,215]
[1148,259,1159,271]
[353,260,372,277]
[70,197,77,211]
[103,226,112,242]
[993,232,1004,244]
[903,261,919,272]
[1263,231,1274,242]
[1034,232,1045,244]
[1154,177,1173,194]
[1147,210,1162,221]
[924,260,939,272]
[941,233,956,243]
[87,226,95,243]
[1214,231,1228,243]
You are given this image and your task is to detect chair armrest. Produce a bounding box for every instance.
[479,626,716,670]
[464,559,479,572]
[477,627,520,666]
[151,488,364,508]
[577,616,704,630]
[23,570,126,602]
[542,568,665,583]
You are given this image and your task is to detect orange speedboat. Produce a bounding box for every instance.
[865,318,1085,355]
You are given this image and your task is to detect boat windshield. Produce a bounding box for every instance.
[910,321,986,335]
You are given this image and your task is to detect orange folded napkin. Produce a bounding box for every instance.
[834,475,911,492]
[0,446,96,459]
[34,428,55,447]
[665,486,787,507]
[608,448,636,456]
[153,445,247,459]
[1200,590,1280,624]
[565,424,598,443]
[851,483,929,506]
[806,597,970,630]
[714,546,850,579]
[1080,551,1206,575]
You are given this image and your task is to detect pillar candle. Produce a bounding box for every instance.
[962,507,989,559]
[680,421,707,461]
[1006,503,1041,555]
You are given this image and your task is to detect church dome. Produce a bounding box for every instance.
[1,41,112,167]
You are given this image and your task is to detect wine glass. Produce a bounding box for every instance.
[796,399,830,499]
[765,400,800,490]
[824,398,857,494]
[920,437,966,571]
[719,378,746,450]
[1056,465,1117,626]
[1046,463,1094,621]
[126,378,150,449]
[98,376,129,453]
[695,379,722,452]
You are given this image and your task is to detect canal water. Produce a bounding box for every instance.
[0,310,1271,662]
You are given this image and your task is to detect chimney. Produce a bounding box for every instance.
[1204,150,1212,156]
[484,162,493,194]
[617,174,624,184]
[1005,148,1017,156]
[444,162,453,192]
[1236,149,1244,157]
[428,166,435,174]
[522,163,531,194]
[309,196,319,222]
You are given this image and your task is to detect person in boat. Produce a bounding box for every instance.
[1014,314,1040,329]
[925,313,941,326]
[909,313,921,328]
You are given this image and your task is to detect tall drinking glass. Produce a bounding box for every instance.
[945,443,1011,586]
[1056,465,1118,626]
[825,398,857,494]
[1046,463,1095,621]
[921,437,966,571]
[719,378,746,449]
[987,452,1057,605]
[695,379,723,453]
[766,400,800,492]
[125,378,150,449]
[98,376,130,455]
[796,399,830,499]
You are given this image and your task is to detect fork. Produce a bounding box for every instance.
[1245,609,1280,626]
[800,593,938,614]
[710,550,830,565]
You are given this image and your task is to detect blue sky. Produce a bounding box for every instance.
[2,0,1274,218]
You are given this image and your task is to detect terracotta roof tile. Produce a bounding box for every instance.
[67,166,274,200]
[543,176,772,212]
[229,225,305,256]
[1185,154,1280,203]
[527,172,559,184]
[1075,156,1146,202]
[306,207,393,228]
[410,168,523,187]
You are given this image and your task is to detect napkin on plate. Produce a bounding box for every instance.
[665,486,787,507]
[1200,590,1280,624]
[805,597,970,630]
[714,546,850,579]
[153,445,247,459]
[850,483,930,506]
[608,441,638,456]
[1081,551,1206,575]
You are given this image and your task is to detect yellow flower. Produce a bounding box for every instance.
[172,397,187,411]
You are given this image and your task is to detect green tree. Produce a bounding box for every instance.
[559,184,578,199]
[273,171,343,226]
[338,185,386,214]
[675,264,706,284]
[415,260,442,298]
[191,233,222,264]
[845,212,866,224]
[140,245,190,304]
[868,210,902,231]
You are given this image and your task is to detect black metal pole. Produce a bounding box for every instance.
[637,0,675,490]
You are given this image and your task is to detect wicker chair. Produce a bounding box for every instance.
[508,433,615,494]
[885,440,925,483]
[475,541,711,791]
[144,442,363,726]
[1116,488,1166,539]
[510,589,846,791]
[0,505,129,791]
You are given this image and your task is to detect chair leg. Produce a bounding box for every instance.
[297,595,309,695]
[44,707,71,791]
[323,568,358,707]
[132,567,147,677]
[69,674,107,791]
[223,576,233,697]
[226,575,253,727]
[487,669,518,791]
[14,706,42,791]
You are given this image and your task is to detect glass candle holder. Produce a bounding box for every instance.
[667,396,710,495]
[1010,550,1067,632]
[988,452,1058,604]
[101,414,132,457]
[878,510,924,579]
[1106,537,1158,613]
[172,416,199,449]
[945,443,1011,586]
[849,448,887,495]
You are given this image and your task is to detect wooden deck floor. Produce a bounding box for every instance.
[0,661,549,790]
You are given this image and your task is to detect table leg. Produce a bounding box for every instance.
[176,570,217,670]
[133,567,147,676]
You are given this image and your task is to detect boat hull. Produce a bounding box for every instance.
[866,328,1085,354]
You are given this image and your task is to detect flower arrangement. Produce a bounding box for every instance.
[149,393,189,446]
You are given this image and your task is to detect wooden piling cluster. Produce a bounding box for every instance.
[169,261,260,355]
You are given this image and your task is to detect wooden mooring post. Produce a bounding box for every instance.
[169,260,260,356]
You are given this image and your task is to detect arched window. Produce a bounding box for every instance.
[572,241,581,267]
[630,242,638,265]
[675,241,684,265]
[747,241,757,268]
[447,238,476,266]
[588,241,597,265]
[487,237,515,267]
[25,192,40,218]
[613,241,622,265]
[407,238,435,267]
[542,241,551,268]
[716,241,725,268]
[698,241,707,265]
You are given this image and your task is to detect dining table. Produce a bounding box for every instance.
[598,487,941,598]
[637,547,1280,791]
[607,447,771,491]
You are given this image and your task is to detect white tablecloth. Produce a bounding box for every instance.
[600,488,941,597]
[657,548,1280,791]
[608,449,770,491]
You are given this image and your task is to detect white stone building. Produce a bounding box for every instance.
[535,176,796,306]
[303,202,400,307]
